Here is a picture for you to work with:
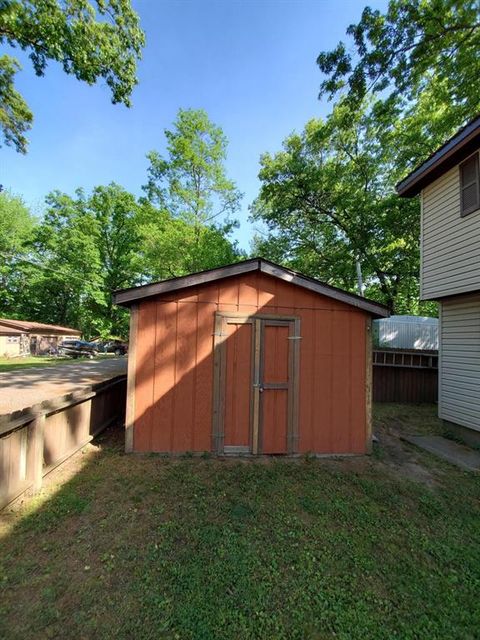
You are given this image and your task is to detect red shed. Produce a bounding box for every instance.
[114,259,388,456]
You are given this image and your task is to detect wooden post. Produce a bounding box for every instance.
[365,317,373,454]
[252,319,262,455]
[32,414,45,493]
[125,304,138,453]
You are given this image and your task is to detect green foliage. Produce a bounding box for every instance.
[0,0,145,152]
[0,55,33,151]
[138,201,242,279]
[252,103,434,313]
[1,405,480,638]
[15,184,144,337]
[0,190,36,312]
[317,0,480,173]
[0,109,243,335]
[252,0,479,314]
[144,108,244,273]
[317,0,480,117]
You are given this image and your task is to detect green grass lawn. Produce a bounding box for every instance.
[0,405,479,639]
[0,354,112,372]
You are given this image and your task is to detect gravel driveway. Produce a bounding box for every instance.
[0,357,127,415]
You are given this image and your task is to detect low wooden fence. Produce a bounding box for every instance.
[0,375,126,510]
[373,348,438,403]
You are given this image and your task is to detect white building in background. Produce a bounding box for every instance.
[373,315,438,351]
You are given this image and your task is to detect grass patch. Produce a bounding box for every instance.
[374,402,445,435]
[0,407,479,639]
[0,355,112,372]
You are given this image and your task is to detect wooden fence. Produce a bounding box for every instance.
[373,348,438,403]
[0,375,126,510]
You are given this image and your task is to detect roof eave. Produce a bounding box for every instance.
[114,259,261,306]
[114,259,389,318]
[396,116,480,198]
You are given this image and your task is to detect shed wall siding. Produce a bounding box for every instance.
[421,160,480,299]
[133,271,368,454]
[439,293,480,431]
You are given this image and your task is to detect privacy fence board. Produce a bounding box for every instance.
[373,349,438,403]
[0,375,126,510]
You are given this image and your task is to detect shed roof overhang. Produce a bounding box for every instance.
[396,115,480,198]
[113,258,390,318]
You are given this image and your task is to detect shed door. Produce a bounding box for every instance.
[223,320,254,454]
[213,315,299,455]
[259,320,291,454]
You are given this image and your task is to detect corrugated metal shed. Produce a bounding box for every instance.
[373,315,438,351]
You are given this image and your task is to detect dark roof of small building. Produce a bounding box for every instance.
[396,114,480,197]
[0,319,81,335]
[114,258,390,318]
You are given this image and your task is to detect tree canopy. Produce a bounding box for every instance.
[317,0,480,171]
[0,108,244,337]
[317,0,480,113]
[0,190,36,312]
[250,0,480,314]
[0,0,145,153]
[144,108,243,273]
[251,103,428,313]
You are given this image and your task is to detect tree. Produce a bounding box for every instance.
[88,184,145,333]
[251,0,478,318]
[8,181,243,337]
[15,184,143,337]
[251,103,435,314]
[137,202,243,280]
[0,0,145,153]
[143,108,243,273]
[317,0,480,168]
[23,189,104,335]
[318,0,480,111]
[0,190,36,314]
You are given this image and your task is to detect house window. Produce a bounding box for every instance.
[7,336,20,343]
[460,153,480,217]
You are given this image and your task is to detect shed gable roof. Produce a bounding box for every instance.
[114,258,389,317]
[396,114,480,197]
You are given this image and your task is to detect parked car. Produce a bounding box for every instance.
[59,339,99,358]
[102,340,128,356]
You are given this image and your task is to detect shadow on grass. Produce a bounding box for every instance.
[0,420,479,640]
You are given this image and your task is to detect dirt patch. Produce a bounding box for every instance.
[373,414,441,487]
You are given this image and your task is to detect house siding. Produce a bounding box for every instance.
[421,159,480,300]
[439,293,480,432]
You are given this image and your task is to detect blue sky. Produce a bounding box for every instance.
[3,0,387,250]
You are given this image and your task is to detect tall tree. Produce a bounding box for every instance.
[278,0,480,314]
[251,104,432,314]
[16,185,143,337]
[8,182,243,336]
[0,0,145,153]
[0,190,36,314]
[144,108,243,273]
[317,0,480,168]
[137,202,243,281]
[23,189,103,335]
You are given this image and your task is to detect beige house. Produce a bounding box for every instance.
[397,115,480,445]
[0,319,81,357]
[0,325,30,358]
